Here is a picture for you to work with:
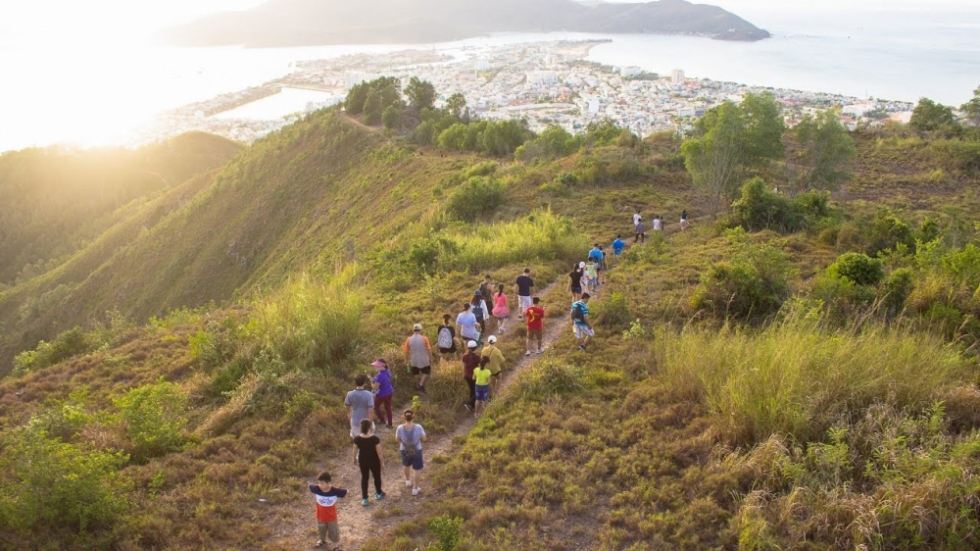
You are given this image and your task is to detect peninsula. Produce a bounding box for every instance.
[162,0,770,47]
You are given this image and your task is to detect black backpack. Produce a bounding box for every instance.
[571,302,585,322]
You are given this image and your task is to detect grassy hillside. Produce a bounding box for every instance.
[3,102,980,550]
[0,132,242,286]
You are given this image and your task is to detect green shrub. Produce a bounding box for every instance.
[113,379,189,462]
[446,177,505,222]
[0,425,129,532]
[427,515,464,551]
[827,252,884,286]
[12,326,93,374]
[882,267,914,314]
[730,178,831,233]
[691,237,792,322]
[592,292,632,331]
[866,210,915,255]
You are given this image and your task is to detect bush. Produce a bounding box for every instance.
[592,292,632,331]
[446,177,505,222]
[0,425,129,533]
[827,252,884,286]
[113,379,189,462]
[691,235,792,322]
[866,210,915,256]
[730,178,831,233]
[13,326,93,374]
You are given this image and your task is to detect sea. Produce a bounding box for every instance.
[0,2,978,153]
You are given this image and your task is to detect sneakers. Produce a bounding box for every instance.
[362,498,369,506]
[537,349,544,354]
[412,487,420,496]
[525,350,531,356]
[578,344,587,351]
[416,384,427,393]
[313,541,326,549]
[376,492,386,500]
[405,479,412,487]
[464,403,473,413]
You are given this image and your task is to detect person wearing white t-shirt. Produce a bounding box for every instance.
[653,215,662,232]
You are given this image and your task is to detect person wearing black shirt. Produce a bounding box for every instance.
[351,419,385,505]
[515,267,535,320]
[569,262,585,301]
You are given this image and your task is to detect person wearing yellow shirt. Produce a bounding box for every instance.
[479,335,505,398]
[472,358,492,418]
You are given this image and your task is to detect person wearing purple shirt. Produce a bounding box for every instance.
[371,359,394,428]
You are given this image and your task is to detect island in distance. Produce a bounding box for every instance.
[162,0,771,47]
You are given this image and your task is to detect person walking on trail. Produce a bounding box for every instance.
[403,323,432,393]
[456,302,480,345]
[515,267,534,321]
[525,296,545,356]
[478,275,495,332]
[598,245,608,284]
[680,210,689,231]
[371,359,394,429]
[308,472,347,550]
[352,419,385,506]
[635,218,646,244]
[633,210,642,228]
[480,335,505,398]
[588,244,605,286]
[436,314,458,358]
[473,359,492,418]
[569,262,585,301]
[571,293,595,351]
[584,258,598,295]
[344,374,374,438]
[396,409,426,496]
[491,283,511,334]
[612,235,626,262]
[471,291,489,335]
[462,340,480,412]
[653,215,662,232]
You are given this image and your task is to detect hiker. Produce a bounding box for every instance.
[653,215,662,232]
[396,409,427,496]
[598,245,607,285]
[371,359,394,429]
[403,323,432,393]
[480,335,505,398]
[515,267,534,321]
[456,302,480,345]
[344,373,374,438]
[491,283,510,333]
[584,257,598,295]
[473,356,492,418]
[308,472,348,550]
[436,314,458,358]
[462,340,480,412]
[588,244,604,286]
[351,419,385,506]
[569,262,584,301]
[634,218,646,244]
[478,275,495,332]
[633,210,642,228]
[680,210,689,231]
[525,296,545,356]
[612,235,626,261]
[471,291,489,335]
[571,293,594,351]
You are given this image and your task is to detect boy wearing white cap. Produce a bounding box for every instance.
[403,323,432,392]
[480,335,505,398]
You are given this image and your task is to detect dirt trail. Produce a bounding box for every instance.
[262,280,571,550]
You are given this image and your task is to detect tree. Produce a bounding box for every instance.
[344,82,368,115]
[793,109,855,191]
[363,89,382,126]
[961,85,980,127]
[405,77,436,111]
[382,105,402,130]
[682,101,747,208]
[910,97,958,132]
[445,93,467,119]
[740,92,786,167]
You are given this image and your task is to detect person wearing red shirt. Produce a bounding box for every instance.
[524,296,545,355]
[308,471,348,549]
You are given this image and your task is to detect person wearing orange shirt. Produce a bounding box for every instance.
[524,296,545,356]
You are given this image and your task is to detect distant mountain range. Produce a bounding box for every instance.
[162,0,770,47]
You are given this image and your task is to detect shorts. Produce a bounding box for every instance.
[570,285,582,293]
[475,384,489,401]
[518,295,532,312]
[439,346,456,354]
[527,328,543,340]
[574,324,595,339]
[411,365,431,375]
[400,449,424,470]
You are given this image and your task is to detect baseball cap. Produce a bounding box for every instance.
[371,359,388,368]
[413,323,422,332]
[487,335,497,344]
[474,290,482,296]
[467,340,478,349]
[579,261,586,268]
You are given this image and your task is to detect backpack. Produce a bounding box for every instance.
[402,425,419,459]
[480,354,491,368]
[571,302,585,322]
[437,326,453,349]
[473,302,485,321]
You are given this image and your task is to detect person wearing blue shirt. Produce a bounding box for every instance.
[612,235,625,262]
[588,245,604,286]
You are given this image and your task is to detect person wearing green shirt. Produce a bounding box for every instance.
[473,362,492,418]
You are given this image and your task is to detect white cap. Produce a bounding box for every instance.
[579,261,586,268]
[487,335,497,344]
[467,340,478,348]
[413,323,422,331]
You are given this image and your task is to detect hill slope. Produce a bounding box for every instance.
[162,0,770,47]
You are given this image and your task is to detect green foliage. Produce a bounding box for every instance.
[437,120,532,156]
[961,85,980,127]
[792,108,855,191]
[363,89,383,125]
[691,231,792,322]
[730,178,831,233]
[113,379,188,462]
[405,77,436,111]
[446,176,505,222]
[345,76,402,125]
[427,515,463,551]
[580,119,639,148]
[592,292,632,331]
[515,125,580,162]
[382,104,402,130]
[514,358,584,401]
[13,326,93,374]
[0,423,129,533]
[866,210,915,255]
[827,252,884,286]
[910,97,959,133]
[444,93,467,119]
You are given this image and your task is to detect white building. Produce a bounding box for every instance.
[671,69,685,85]
[588,99,600,114]
[527,71,558,85]
[622,66,643,78]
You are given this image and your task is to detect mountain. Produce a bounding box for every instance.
[161,0,770,47]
